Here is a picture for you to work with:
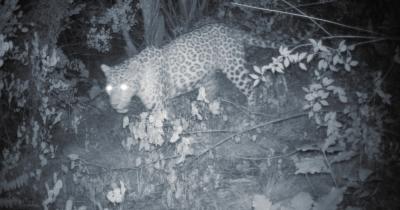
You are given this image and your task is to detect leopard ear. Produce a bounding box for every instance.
[100,64,111,73]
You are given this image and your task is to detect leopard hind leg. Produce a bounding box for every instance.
[221,58,256,106]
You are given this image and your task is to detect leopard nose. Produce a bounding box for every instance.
[110,103,128,113]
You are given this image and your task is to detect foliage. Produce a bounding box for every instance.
[0,172,29,209]
[247,33,392,209]
[0,0,25,36]
[128,108,168,150]
[0,34,13,68]
[0,198,22,209]
[0,0,87,209]
[313,187,346,210]
[32,0,85,45]
[106,181,126,204]
[293,156,329,174]
[42,173,63,210]
[0,173,29,193]
[87,0,138,53]
[86,27,112,53]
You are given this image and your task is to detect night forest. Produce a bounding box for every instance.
[1,0,400,209]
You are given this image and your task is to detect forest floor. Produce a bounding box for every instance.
[57,44,368,209]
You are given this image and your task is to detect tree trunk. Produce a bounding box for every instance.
[140,0,166,47]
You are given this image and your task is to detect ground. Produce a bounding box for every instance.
[55,47,357,209]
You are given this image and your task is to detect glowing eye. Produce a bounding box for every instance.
[120,84,128,90]
[105,85,113,91]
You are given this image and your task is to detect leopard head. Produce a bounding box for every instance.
[101,63,140,113]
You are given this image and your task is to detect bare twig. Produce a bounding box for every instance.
[381,61,395,84]
[353,38,387,47]
[231,2,380,35]
[367,61,395,104]
[322,150,338,187]
[195,112,307,158]
[183,129,235,135]
[289,36,393,52]
[282,0,336,10]
[289,43,312,52]
[323,35,400,41]
[220,98,274,118]
[77,155,180,173]
[220,99,252,118]
[280,0,331,36]
[234,150,298,160]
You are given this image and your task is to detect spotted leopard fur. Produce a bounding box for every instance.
[101,23,271,113]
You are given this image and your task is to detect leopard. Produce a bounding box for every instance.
[101,23,272,113]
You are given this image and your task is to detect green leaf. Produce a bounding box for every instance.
[299,52,307,61]
[322,77,334,86]
[253,66,262,74]
[314,114,322,125]
[249,73,259,80]
[290,53,299,63]
[338,40,347,52]
[350,60,358,66]
[317,40,323,47]
[305,94,314,101]
[307,54,315,63]
[293,156,329,174]
[318,59,328,70]
[313,187,346,210]
[338,94,348,103]
[297,144,320,152]
[67,154,79,161]
[333,54,340,65]
[326,85,335,91]
[310,83,323,90]
[358,168,373,181]
[252,195,272,210]
[313,102,322,112]
[320,100,329,106]
[317,90,329,99]
[344,63,351,71]
[302,87,309,92]
[284,57,290,67]
[299,62,307,71]
[322,135,337,151]
[289,192,314,210]
[319,45,329,52]
[309,39,318,46]
[331,150,357,163]
[122,116,129,128]
[303,104,311,110]
[252,79,261,87]
[329,65,338,72]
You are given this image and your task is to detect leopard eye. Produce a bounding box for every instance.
[120,84,128,90]
[105,85,113,91]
